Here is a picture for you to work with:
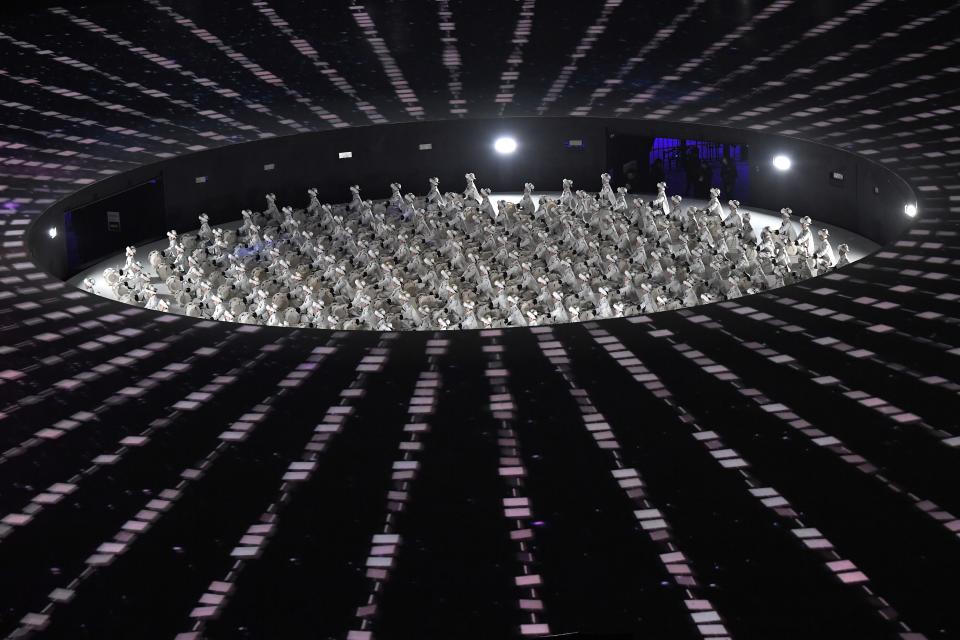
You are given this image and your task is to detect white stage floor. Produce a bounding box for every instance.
[68,192,880,305]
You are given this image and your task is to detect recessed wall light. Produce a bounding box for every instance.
[494,136,517,154]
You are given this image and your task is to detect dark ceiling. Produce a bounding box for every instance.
[0,1,958,639]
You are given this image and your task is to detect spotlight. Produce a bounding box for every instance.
[904,203,918,217]
[47,226,57,239]
[772,154,792,171]
[494,136,517,155]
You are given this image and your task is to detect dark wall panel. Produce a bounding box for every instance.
[64,177,165,273]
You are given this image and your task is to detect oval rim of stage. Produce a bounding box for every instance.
[25,116,919,334]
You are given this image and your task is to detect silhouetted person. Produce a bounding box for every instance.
[684,147,700,196]
[695,160,712,198]
[622,159,639,193]
[650,158,665,192]
[721,156,737,199]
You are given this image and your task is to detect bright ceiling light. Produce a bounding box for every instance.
[494,136,517,155]
[904,203,918,217]
[772,154,792,171]
[47,226,57,239]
